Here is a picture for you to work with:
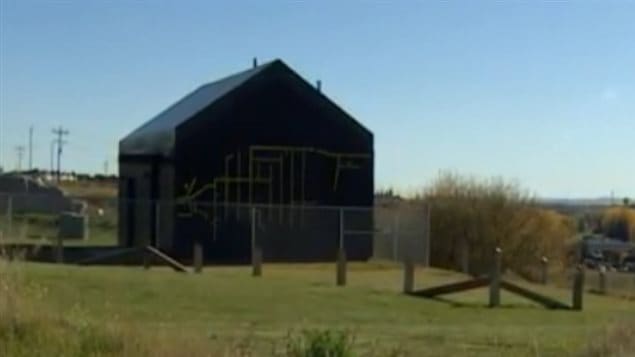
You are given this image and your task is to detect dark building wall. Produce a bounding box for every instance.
[176,67,373,204]
[171,68,374,262]
[118,162,151,247]
[156,163,175,249]
[118,160,174,250]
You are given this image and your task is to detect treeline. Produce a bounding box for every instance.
[420,173,576,280]
[9,169,118,181]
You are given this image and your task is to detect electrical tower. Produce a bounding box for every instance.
[52,126,69,182]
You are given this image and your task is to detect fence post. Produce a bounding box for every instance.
[572,265,585,311]
[144,202,160,270]
[55,224,64,264]
[193,238,203,274]
[598,266,607,295]
[251,207,262,277]
[154,201,161,248]
[336,208,347,286]
[541,256,549,285]
[6,195,12,239]
[424,203,431,267]
[489,247,502,308]
[392,213,400,261]
[403,254,415,294]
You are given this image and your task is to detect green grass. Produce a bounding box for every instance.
[3,261,634,356]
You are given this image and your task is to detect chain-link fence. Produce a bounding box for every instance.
[548,264,635,300]
[0,193,431,266]
[0,192,117,246]
[151,201,430,265]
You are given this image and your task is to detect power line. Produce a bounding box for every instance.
[52,126,69,182]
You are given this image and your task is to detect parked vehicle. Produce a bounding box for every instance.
[621,256,635,272]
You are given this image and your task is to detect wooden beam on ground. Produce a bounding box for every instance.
[408,277,490,298]
[500,281,570,310]
[145,246,189,273]
[75,247,144,265]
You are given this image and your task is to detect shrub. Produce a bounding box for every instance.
[423,172,575,279]
[282,329,355,357]
[601,207,635,242]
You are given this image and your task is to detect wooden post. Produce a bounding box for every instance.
[6,195,12,239]
[598,266,607,295]
[423,203,431,267]
[541,256,549,285]
[572,265,585,311]
[193,239,203,273]
[154,202,161,248]
[392,214,400,261]
[252,247,262,277]
[336,247,347,286]
[55,230,64,264]
[251,247,262,277]
[336,208,347,286]
[489,247,502,307]
[251,207,262,277]
[403,255,415,294]
[143,248,151,270]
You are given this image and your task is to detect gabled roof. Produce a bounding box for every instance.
[120,59,372,158]
[120,61,275,157]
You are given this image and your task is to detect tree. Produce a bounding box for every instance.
[601,207,635,242]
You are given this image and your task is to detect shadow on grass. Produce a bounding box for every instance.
[418,296,544,310]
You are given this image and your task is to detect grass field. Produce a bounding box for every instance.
[2,261,634,356]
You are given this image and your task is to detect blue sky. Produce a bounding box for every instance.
[1,1,633,198]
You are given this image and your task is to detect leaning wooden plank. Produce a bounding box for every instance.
[75,247,144,265]
[501,281,571,310]
[145,246,189,273]
[408,277,490,298]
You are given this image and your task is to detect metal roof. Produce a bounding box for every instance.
[119,59,372,159]
[120,61,275,157]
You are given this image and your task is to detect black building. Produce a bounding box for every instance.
[119,59,374,262]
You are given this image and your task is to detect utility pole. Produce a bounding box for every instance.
[104,160,109,176]
[28,126,34,170]
[52,126,69,182]
[15,146,25,172]
[49,140,57,178]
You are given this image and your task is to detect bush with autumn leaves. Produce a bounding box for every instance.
[422,173,576,280]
